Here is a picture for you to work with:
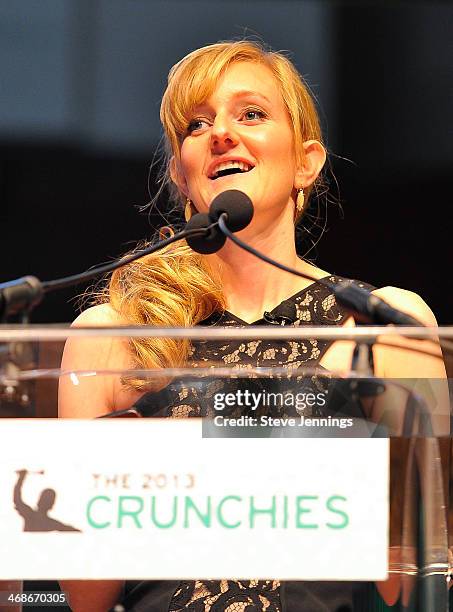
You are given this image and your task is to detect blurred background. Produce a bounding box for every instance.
[1,0,451,323]
[0,3,451,607]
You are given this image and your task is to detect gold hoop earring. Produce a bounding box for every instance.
[296,188,305,214]
[159,226,175,240]
[185,198,193,222]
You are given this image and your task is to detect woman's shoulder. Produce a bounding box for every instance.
[71,302,125,327]
[369,285,444,380]
[66,303,133,371]
[301,261,436,326]
[371,286,437,326]
[323,268,436,326]
[60,303,139,417]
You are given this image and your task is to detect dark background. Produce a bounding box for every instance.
[1,1,451,324]
[0,2,451,607]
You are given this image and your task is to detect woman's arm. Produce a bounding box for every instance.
[372,286,446,377]
[59,303,142,418]
[371,288,449,605]
[59,580,123,612]
[371,287,449,435]
[58,304,141,610]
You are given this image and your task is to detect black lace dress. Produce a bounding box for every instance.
[120,276,375,612]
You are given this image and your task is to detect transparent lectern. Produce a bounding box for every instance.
[0,325,451,612]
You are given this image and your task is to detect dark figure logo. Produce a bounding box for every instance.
[13,469,81,532]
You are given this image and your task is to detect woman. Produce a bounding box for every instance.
[59,41,445,611]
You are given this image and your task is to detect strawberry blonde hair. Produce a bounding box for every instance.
[161,40,324,210]
[106,40,325,386]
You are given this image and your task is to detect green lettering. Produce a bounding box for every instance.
[184,496,211,528]
[326,495,349,529]
[295,495,319,528]
[117,496,143,528]
[249,496,277,528]
[217,496,242,528]
[283,495,288,529]
[150,496,178,528]
[86,495,111,529]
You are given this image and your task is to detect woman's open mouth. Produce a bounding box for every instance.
[209,160,254,180]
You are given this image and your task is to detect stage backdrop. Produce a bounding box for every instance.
[0,1,451,324]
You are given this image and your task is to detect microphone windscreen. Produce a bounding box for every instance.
[209,190,254,232]
[185,213,227,254]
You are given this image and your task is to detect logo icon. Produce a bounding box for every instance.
[13,469,81,532]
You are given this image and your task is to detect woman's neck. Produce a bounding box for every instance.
[205,215,328,323]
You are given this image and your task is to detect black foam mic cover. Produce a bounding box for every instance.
[185,213,227,254]
[208,190,254,232]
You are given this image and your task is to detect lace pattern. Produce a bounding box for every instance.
[134,276,370,421]
[169,580,281,612]
[133,275,373,611]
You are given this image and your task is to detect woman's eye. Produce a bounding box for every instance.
[187,119,209,133]
[243,109,266,121]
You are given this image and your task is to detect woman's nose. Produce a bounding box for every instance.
[210,115,239,151]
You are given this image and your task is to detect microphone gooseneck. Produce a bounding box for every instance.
[0,222,214,321]
[0,191,256,320]
[215,203,424,328]
[0,187,439,334]
[41,225,211,292]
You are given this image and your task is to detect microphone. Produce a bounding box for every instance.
[185,213,226,254]
[331,282,422,327]
[209,189,254,231]
[0,276,43,322]
[186,190,254,254]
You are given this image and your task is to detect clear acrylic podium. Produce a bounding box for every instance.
[0,324,451,612]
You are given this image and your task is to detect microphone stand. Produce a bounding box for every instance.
[215,213,453,350]
[0,224,218,323]
[0,222,216,415]
[214,212,453,438]
[216,214,421,327]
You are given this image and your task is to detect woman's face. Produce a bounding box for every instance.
[175,61,300,218]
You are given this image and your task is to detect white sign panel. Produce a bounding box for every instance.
[0,420,389,580]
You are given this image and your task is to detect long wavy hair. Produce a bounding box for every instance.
[105,40,325,388]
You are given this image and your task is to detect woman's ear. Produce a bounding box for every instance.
[294,140,327,189]
[169,156,188,197]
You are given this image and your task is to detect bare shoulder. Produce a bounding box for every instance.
[65,303,132,370]
[371,286,448,436]
[371,286,445,378]
[372,286,437,326]
[59,303,140,417]
[71,302,125,326]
